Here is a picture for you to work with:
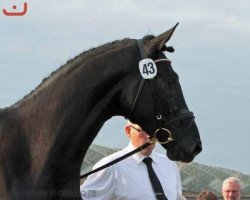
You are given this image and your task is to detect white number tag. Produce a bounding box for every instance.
[139,58,157,79]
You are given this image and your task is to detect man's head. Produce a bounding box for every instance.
[222,177,241,200]
[125,121,156,156]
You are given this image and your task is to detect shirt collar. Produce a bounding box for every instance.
[126,142,158,165]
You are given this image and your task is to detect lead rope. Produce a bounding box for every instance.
[80,139,155,179]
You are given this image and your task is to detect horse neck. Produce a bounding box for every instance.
[14,41,138,181]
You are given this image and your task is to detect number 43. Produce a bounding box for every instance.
[139,58,157,79]
[143,62,155,75]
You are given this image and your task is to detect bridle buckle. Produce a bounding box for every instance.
[156,114,162,120]
[154,128,174,144]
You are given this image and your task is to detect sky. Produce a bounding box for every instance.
[0,1,250,175]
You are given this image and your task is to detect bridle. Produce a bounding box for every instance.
[129,39,195,144]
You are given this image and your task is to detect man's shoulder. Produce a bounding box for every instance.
[93,148,127,168]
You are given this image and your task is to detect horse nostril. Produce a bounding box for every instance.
[192,143,202,155]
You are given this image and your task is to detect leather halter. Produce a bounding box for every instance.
[129,39,195,144]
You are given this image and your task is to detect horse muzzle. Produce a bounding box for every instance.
[166,139,202,162]
[153,111,202,162]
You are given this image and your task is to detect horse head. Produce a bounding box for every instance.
[123,23,202,162]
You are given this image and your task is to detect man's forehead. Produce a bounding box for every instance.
[224,182,240,189]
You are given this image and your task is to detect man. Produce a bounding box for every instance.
[222,177,241,200]
[80,121,182,200]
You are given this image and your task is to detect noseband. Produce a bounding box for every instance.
[129,39,195,144]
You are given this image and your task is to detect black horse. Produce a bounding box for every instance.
[0,24,202,199]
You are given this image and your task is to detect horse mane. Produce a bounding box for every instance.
[12,38,132,107]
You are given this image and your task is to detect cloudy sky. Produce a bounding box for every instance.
[1,1,250,174]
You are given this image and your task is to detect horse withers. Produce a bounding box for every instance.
[0,23,202,199]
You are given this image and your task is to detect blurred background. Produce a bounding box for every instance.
[1,1,250,197]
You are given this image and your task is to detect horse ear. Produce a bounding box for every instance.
[145,23,179,55]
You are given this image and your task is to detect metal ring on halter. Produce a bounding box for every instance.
[154,128,174,144]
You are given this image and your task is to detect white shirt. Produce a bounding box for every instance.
[80,143,182,200]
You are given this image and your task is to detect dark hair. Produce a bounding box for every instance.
[196,191,217,200]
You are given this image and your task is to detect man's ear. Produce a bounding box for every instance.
[145,23,179,56]
[125,126,131,137]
